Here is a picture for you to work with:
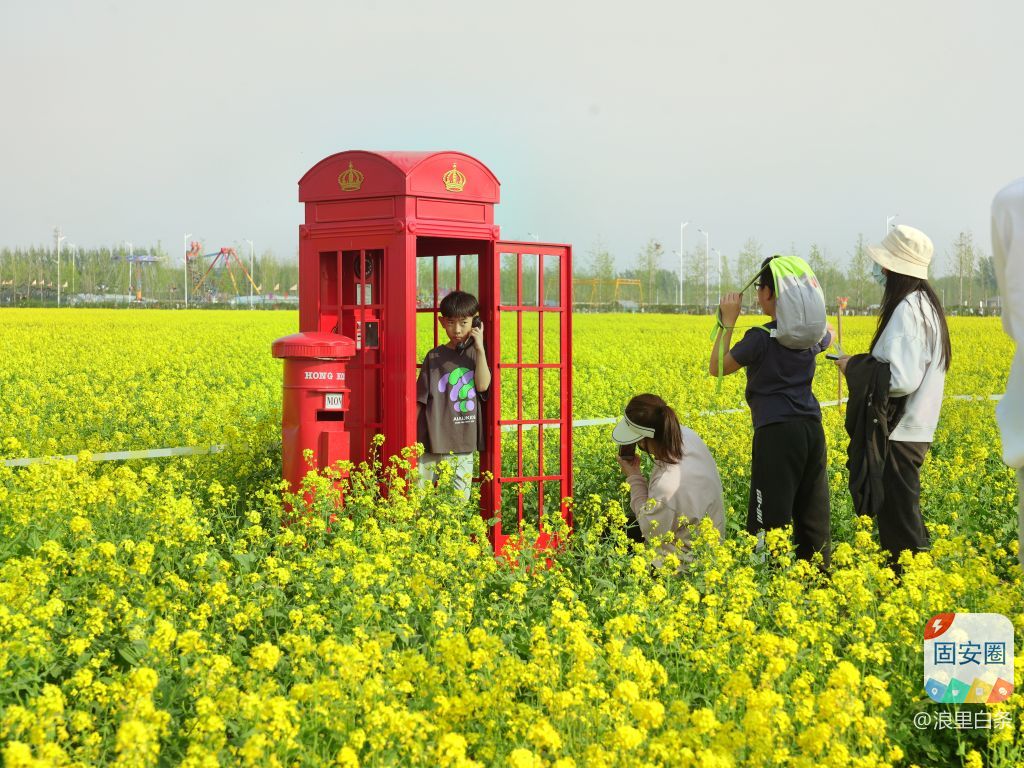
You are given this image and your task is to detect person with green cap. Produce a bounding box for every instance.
[710,255,834,565]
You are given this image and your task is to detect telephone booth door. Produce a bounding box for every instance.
[304,243,384,466]
[487,242,573,554]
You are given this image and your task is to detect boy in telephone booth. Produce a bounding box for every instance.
[416,290,492,499]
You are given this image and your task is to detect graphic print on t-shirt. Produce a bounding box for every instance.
[439,367,477,413]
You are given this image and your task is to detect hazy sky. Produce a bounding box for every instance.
[2,0,1022,275]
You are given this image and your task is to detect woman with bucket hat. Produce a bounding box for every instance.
[836,225,951,565]
[612,393,726,566]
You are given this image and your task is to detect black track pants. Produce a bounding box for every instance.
[747,418,831,564]
[877,439,931,563]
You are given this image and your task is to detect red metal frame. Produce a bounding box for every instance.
[485,242,573,555]
[291,151,572,553]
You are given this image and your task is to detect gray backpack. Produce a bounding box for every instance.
[763,255,827,349]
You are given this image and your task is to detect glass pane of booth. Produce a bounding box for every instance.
[521,425,540,479]
[541,426,561,477]
[543,254,561,308]
[521,368,540,422]
[542,311,561,364]
[521,311,540,365]
[500,252,518,306]
[542,480,564,534]
[456,253,479,296]
[501,428,521,479]
[416,258,434,307]
[500,483,521,536]
[499,311,518,365]
[500,482,541,536]
[416,311,435,364]
[500,367,519,421]
[435,254,458,301]
[543,368,563,420]
[520,253,539,306]
[522,482,541,530]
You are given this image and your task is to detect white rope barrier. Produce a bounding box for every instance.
[2,393,1004,468]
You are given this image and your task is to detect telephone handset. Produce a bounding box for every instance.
[456,317,482,353]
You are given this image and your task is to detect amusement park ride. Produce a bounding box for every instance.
[185,241,260,302]
[113,247,163,302]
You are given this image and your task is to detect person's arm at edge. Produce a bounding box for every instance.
[709,292,744,376]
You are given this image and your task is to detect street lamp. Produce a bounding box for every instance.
[68,243,77,296]
[886,214,898,236]
[713,247,723,304]
[55,228,65,307]
[125,241,133,300]
[698,228,710,310]
[184,233,191,309]
[679,221,688,307]
[244,239,255,309]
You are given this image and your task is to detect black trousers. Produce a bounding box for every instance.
[877,439,931,563]
[748,418,831,564]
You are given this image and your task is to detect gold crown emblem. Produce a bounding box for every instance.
[338,162,364,191]
[443,162,466,192]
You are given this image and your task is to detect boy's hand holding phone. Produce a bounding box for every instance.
[456,317,484,353]
[469,317,484,351]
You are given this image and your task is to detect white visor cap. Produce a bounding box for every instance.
[611,415,656,445]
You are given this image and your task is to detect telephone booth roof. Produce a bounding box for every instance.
[298,150,501,205]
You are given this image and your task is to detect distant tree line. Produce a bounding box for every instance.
[575,231,1001,313]
[3,232,998,314]
[0,243,300,307]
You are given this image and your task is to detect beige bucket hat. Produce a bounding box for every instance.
[867,224,934,279]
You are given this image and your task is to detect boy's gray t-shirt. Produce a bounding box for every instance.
[416,344,484,454]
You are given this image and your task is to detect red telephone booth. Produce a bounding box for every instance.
[289,150,573,552]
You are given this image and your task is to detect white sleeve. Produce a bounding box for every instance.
[627,471,677,541]
[873,333,929,397]
[992,179,1024,342]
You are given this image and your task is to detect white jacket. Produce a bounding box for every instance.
[992,178,1024,468]
[626,426,726,564]
[871,291,947,442]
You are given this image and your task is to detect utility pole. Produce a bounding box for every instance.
[698,228,710,311]
[244,239,254,309]
[184,233,191,309]
[126,242,133,300]
[713,247,723,303]
[55,227,66,307]
[679,221,688,307]
[68,244,77,297]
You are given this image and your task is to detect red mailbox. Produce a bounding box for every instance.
[272,332,356,492]
[282,150,574,554]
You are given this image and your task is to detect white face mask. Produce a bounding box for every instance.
[872,261,887,286]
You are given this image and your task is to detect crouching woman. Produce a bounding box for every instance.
[612,393,726,565]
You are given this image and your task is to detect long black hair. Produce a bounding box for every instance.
[869,270,951,371]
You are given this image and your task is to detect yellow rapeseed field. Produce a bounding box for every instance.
[0,309,1020,767]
